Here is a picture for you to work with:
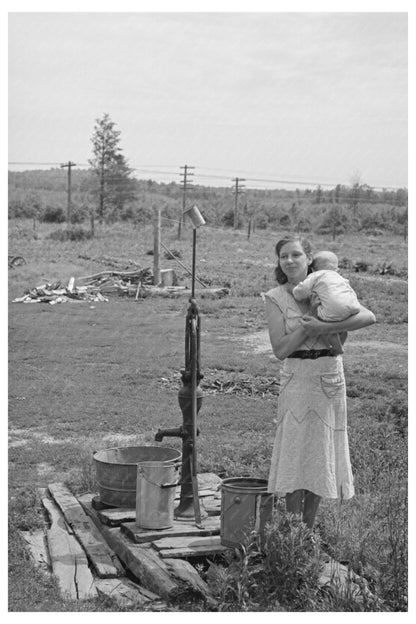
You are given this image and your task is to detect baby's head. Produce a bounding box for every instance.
[312,250,339,272]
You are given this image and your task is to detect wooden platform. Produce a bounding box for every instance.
[27,475,376,610]
[34,474,226,608]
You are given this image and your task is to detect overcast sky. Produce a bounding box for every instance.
[8,10,408,190]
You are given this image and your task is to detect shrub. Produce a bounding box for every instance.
[222,209,244,229]
[41,205,66,223]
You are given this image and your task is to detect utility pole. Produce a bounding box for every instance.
[61,161,77,227]
[153,206,161,286]
[178,165,195,240]
[232,177,245,229]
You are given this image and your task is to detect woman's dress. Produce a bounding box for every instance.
[265,285,354,500]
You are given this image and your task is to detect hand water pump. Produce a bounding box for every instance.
[154,206,206,525]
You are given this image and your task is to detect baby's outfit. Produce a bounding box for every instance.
[292,270,360,321]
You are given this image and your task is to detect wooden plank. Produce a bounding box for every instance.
[19,529,50,573]
[97,507,136,527]
[48,483,124,578]
[42,495,96,601]
[94,577,166,610]
[152,535,223,551]
[159,538,228,559]
[164,558,217,609]
[121,516,220,544]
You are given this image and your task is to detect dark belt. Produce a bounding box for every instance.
[287,349,334,359]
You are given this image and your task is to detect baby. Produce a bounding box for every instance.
[292,250,361,355]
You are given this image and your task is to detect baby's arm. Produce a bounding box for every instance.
[292,274,315,301]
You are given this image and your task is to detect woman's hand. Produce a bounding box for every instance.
[299,315,324,337]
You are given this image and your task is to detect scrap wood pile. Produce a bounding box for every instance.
[12,268,154,305]
[12,267,229,305]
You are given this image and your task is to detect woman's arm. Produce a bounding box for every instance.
[265,297,309,360]
[300,304,376,337]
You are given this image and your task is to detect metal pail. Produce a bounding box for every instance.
[93,446,182,508]
[220,477,274,548]
[136,461,179,529]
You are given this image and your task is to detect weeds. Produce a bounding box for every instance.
[206,511,384,611]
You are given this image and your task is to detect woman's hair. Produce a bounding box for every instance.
[274,234,314,284]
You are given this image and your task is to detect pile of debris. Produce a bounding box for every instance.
[12,268,154,305]
[12,267,229,305]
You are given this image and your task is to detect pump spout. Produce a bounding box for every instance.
[154,426,184,442]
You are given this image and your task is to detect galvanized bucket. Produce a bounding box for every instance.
[93,446,182,508]
[220,477,274,548]
[136,461,179,529]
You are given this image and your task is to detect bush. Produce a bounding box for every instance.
[222,209,244,229]
[46,227,93,241]
[41,205,66,223]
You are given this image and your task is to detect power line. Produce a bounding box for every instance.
[8,160,406,192]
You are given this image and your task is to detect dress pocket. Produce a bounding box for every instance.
[279,371,294,393]
[320,373,344,398]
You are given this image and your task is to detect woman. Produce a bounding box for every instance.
[264,235,375,528]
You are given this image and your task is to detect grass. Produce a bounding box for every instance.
[8,219,407,611]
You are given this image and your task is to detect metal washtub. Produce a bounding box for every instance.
[93,445,182,508]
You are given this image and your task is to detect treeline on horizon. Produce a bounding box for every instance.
[8,168,408,238]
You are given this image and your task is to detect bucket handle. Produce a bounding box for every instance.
[138,465,179,489]
[160,481,180,489]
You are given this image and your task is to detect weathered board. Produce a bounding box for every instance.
[94,577,166,609]
[97,507,136,527]
[48,482,124,578]
[19,529,50,573]
[42,495,97,601]
[155,535,228,559]
[121,516,220,544]
[163,558,217,609]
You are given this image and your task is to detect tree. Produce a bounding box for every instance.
[349,170,363,212]
[88,113,136,223]
[314,185,323,204]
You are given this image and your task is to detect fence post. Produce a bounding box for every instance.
[247,217,252,240]
[153,207,161,286]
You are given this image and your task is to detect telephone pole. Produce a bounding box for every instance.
[178,165,195,240]
[61,161,77,227]
[232,177,245,230]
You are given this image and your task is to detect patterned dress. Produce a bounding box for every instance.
[264,285,354,500]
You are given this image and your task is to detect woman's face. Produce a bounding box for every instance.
[278,241,312,284]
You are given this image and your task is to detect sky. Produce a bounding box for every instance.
[7,6,409,191]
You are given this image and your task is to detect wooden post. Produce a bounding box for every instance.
[90,209,95,238]
[153,207,161,286]
[60,161,76,228]
[247,217,252,240]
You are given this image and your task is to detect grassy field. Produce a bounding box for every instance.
[8,219,407,611]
